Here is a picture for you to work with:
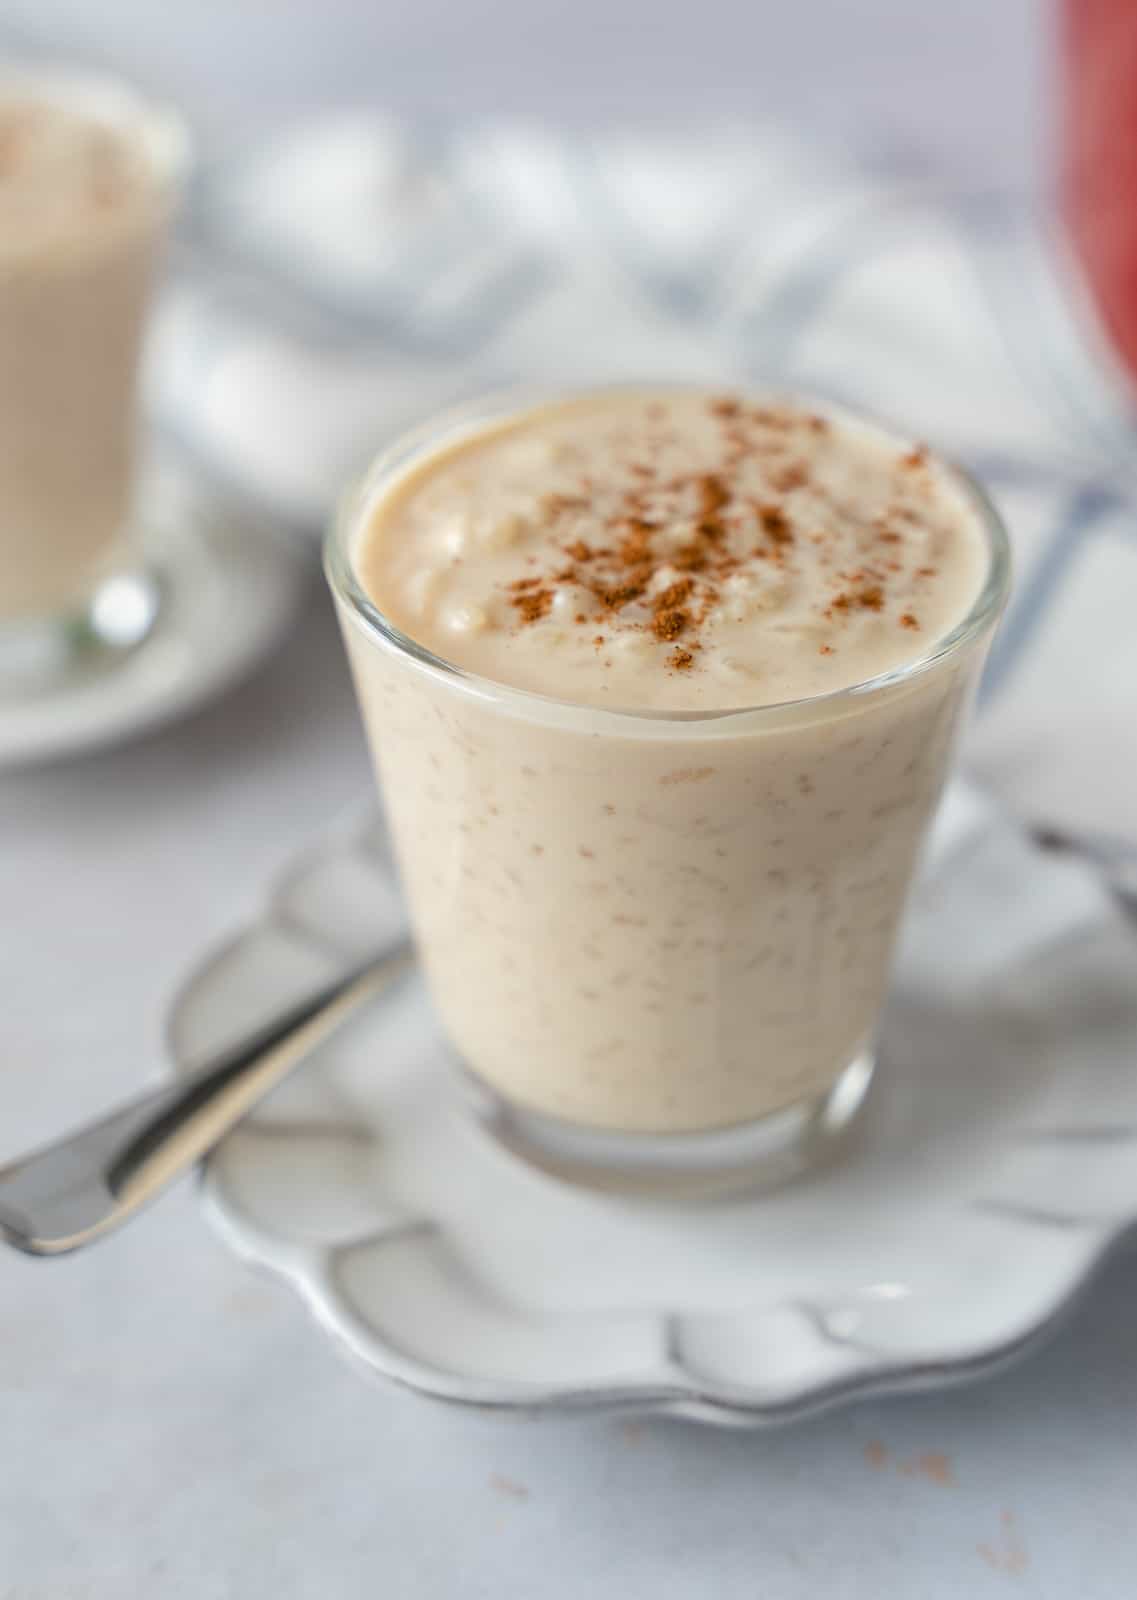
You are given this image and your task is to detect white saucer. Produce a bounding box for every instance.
[167,787,1137,1426]
[0,456,302,769]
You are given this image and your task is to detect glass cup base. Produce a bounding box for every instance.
[463,1049,876,1201]
[0,568,162,699]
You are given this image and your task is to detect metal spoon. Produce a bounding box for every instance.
[0,943,412,1257]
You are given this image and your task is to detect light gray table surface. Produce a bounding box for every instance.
[6,4,1136,1595]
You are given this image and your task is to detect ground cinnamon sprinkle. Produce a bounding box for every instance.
[598,581,645,611]
[513,588,552,622]
[757,503,793,545]
[619,519,655,565]
[698,473,730,514]
[542,493,586,517]
[654,578,694,612]
[827,581,887,622]
[750,406,793,430]
[696,513,727,545]
[652,607,689,642]
[495,395,936,669]
[771,463,808,493]
[671,543,708,572]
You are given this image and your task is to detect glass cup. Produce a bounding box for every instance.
[326,388,1011,1196]
[0,66,189,691]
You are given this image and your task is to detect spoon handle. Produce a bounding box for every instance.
[0,944,412,1257]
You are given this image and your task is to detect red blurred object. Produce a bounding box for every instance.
[1063,0,1137,384]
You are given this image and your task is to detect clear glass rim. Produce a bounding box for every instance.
[324,382,1012,733]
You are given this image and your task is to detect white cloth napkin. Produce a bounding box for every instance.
[150,118,1137,844]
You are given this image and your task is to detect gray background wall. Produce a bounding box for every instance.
[1,0,1050,188]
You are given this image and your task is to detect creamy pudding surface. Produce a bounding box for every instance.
[0,97,153,260]
[358,390,987,710]
[341,389,999,1141]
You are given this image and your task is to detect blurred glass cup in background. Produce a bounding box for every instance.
[0,67,188,691]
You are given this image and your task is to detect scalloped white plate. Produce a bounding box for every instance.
[167,787,1137,1425]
